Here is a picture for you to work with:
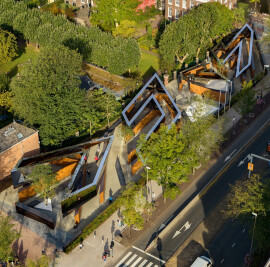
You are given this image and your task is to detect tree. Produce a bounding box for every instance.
[0,73,12,113]
[233,3,249,28]
[26,255,51,267]
[118,183,146,235]
[92,89,121,128]
[261,18,270,52]
[90,0,142,31]
[250,0,260,12]
[0,28,17,65]
[0,215,20,265]
[235,81,256,116]
[181,95,223,168]
[82,91,102,138]
[137,124,194,202]
[10,46,86,146]
[225,174,266,218]
[159,2,233,70]
[112,20,138,38]
[28,164,58,205]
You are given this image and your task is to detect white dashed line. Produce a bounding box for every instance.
[232,243,235,247]
[221,259,224,264]
[242,228,246,233]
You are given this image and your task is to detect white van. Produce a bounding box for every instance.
[190,256,212,267]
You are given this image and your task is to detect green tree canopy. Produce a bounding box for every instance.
[235,81,256,116]
[181,95,223,167]
[0,0,141,75]
[159,2,234,69]
[0,28,17,65]
[0,215,20,264]
[28,164,58,205]
[90,0,142,32]
[118,183,146,234]
[225,174,266,218]
[10,46,86,146]
[137,124,194,202]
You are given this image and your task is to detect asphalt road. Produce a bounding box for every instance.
[203,219,251,267]
[146,112,270,261]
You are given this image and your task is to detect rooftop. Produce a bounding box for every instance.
[0,122,38,154]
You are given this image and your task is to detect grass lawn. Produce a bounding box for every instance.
[0,44,39,77]
[136,50,160,78]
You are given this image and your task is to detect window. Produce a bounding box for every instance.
[175,9,180,19]
[175,0,180,6]
[168,7,172,17]
[190,1,194,8]
[182,0,187,8]
[168,0,173,5]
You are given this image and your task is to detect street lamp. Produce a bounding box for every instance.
[146,166,151,202]
[227,80,233,110]
[250,212,258,255]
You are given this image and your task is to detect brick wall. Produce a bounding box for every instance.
[165,0,237,20]
[0,133,40,181]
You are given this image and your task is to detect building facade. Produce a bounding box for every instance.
[0,122,40,181]
[165,0,237,20]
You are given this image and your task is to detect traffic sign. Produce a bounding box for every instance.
[248,163,254,171]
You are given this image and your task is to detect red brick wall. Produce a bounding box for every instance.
[138,0,156,11]
[0,133,40,181]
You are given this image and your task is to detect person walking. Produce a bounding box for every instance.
[79,242,83,250]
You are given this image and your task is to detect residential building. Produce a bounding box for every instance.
[0,122,40,181]
[165,0,237,20]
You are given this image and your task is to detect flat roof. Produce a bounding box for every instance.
[0,122,38,154]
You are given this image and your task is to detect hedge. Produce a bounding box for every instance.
[64,177,146,253]
[0,0,141,75]
[61,184,97,214]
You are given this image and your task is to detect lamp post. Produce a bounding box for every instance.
[261,65,269,99]
[146,166,151,202]
[227,80,233,110]
[250,212,258,255]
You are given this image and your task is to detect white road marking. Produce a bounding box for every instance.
[146,263,153,267]
[232,243,235,247]
[138,259,148,267]
[115,251,132,267]
[131,257,142,267]
[126,254,138,265]
[221,259,224,263]
[242,228,246,233]
[132,246,166,264]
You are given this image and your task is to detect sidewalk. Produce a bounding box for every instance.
[56,74,269,266]
[57,210,128,267]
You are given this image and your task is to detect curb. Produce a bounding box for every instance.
[146,106,270,251]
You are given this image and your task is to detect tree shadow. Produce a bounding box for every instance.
[12,239,28,265]
[142,66,157,81]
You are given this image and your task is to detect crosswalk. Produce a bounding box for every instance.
[115,248,164,267]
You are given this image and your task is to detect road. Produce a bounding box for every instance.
[145,114,270,262]
[203,219,251,267]
[114,246,165,267]
[110,107,270,267]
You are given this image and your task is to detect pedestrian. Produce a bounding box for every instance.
[105,249,110,257]
[95,155,99,163]
[79,242,83,250]
[117,217,121,227]
[97,145,100,153]
[84,155,87,163]
[121,220,124,227]
[102,255,106,262]
[108,197,113,204]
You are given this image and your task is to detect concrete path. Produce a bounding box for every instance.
[57,210,128,266]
